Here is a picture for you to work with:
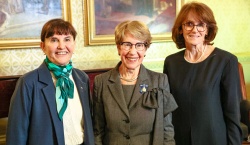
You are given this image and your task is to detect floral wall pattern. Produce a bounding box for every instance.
[0,0,250,95]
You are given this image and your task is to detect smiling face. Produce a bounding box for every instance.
[181,12,208,47]
[117,33,146,71]
[40,34,75,66]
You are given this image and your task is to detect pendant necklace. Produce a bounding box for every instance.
[184,44,207,63]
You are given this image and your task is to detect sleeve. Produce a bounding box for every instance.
[6,77,31,145]
[92,75,105,145]
[164,113,175,145]
[162,74,177,145]
[220,56,242,145]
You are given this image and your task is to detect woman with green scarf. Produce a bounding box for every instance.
[6,19,94,145]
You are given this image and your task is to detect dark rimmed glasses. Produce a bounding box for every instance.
[182,22,207,32]
[120,42,147,51]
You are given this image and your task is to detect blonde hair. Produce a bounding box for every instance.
[114,20,152,48]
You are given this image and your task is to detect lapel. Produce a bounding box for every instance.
[128,64,151,109]
[108,66,130,117]
[72,70,95,145]
[71,69,89,112]
[37,62,65,144]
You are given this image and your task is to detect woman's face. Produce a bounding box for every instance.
[40,34,75,66]
[117,33,147,70]
[181,12,208,47]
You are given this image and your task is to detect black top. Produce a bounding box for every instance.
[163,48,242,145]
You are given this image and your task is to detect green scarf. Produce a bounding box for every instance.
[44,57,74,120]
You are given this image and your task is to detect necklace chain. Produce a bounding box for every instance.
[184,45,207,63]
[119,74,138,82]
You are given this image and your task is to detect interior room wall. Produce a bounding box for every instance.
[0,0,250,97]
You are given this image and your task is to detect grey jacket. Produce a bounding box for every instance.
[93,62,177,145]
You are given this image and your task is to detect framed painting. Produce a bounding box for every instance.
[85,0,185,45]
[0,0,71,49]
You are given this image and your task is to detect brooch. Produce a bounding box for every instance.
[140,84,148,93]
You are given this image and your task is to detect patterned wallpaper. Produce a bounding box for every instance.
[0,0,250,77]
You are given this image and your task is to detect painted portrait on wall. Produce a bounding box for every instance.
[85,0,184,45]
[0,0,70,49]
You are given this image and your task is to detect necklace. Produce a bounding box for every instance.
[184,44,207,63]
[119,74,138,82]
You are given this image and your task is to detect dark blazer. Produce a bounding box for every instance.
[6,62,94,145]
[93,62,177,145]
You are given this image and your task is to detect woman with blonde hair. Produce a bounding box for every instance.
[93,20,177,145]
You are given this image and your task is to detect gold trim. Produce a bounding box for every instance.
[85,0,185,45]
[0,0,71,49]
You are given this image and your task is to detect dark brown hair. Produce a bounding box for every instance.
[172,2,218,49]
[40,19,77,42]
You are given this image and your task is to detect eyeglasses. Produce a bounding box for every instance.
[120,42,147,51]
[182,22,207,32]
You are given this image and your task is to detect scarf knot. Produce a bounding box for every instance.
[44,57,74,120]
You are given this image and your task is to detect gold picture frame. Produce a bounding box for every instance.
[85,0,185,45]
[0,0,72,49]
